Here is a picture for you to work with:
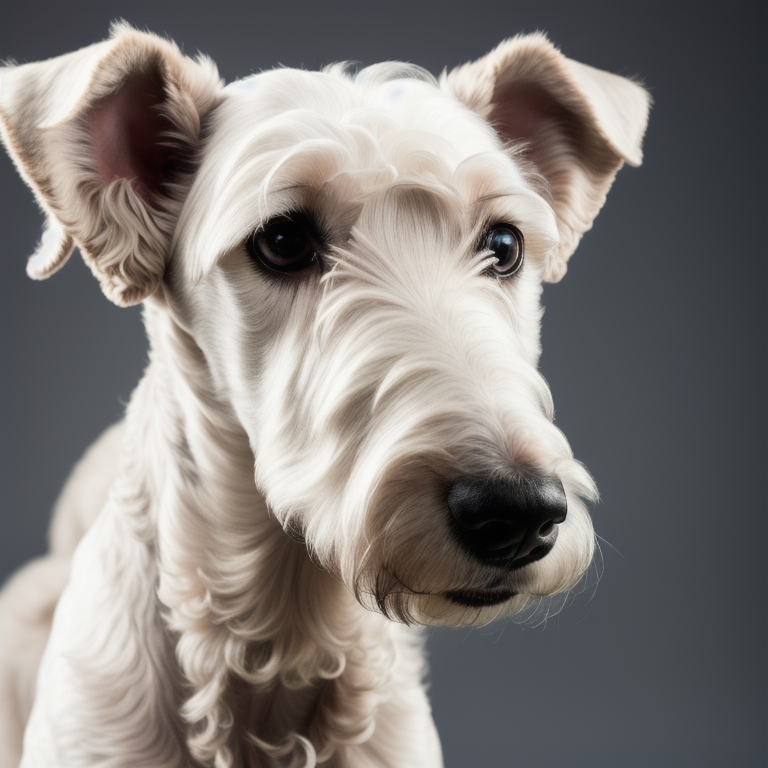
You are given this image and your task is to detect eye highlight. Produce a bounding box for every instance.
[247,215,321,273]
[482,224,524,278]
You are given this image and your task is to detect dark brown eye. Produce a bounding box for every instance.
[483,224,524,278]
[247,215,319,273]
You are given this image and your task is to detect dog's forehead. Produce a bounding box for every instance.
[220,65,499,160]
[206,63,515,191]
[177,65,554,278]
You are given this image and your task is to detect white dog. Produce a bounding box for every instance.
[0,25,649,767]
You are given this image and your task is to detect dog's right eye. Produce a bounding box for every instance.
[482,224,524,279]
[247,216,320,273]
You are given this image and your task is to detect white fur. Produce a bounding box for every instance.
[0,25,649,767]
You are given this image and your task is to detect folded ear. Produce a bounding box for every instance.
[442,33,651,282]
[0,23,222,305]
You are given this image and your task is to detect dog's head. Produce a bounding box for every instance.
[0,25,649,625]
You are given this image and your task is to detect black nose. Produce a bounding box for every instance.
[447,474,567,567]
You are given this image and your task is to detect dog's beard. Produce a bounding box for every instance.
[255,402,592,625]
[344,464,595,626]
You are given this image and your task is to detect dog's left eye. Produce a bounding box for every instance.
[483,224,524,278]
[247,216,320,273]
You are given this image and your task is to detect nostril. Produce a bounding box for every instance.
[538,521,555,538]
[447,473,567,567]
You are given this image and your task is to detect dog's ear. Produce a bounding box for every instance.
[442,33,650,282]
[0,23,222,305]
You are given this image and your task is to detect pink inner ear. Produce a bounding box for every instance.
[492,82,562,144]
[491,81,611,183]
[90,69,176,202]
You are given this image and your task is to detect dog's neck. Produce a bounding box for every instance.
[114,297,391,762]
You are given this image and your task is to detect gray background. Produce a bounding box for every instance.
[1,1,765,766]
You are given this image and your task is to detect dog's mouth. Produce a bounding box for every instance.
[444,587,517,607]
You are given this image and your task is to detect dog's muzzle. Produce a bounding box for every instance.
[447,473,567,569]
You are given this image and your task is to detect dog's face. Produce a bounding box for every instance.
[169,65,594,624]
[0,26,649,625]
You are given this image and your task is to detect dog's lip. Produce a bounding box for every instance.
[444,587,517,608]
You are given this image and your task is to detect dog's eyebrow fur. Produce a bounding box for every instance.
[177,98,512,279]
[178,103,560,283]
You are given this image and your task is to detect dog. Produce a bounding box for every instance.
[0,24,649,767]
